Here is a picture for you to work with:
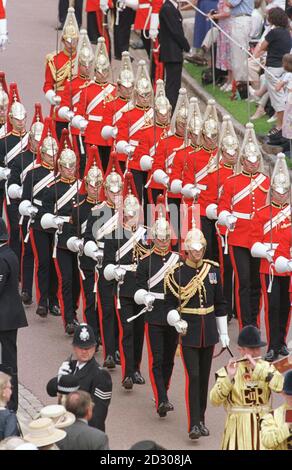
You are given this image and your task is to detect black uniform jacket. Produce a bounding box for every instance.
[68,357,112,432]
[136,250,179,325]
[0,132,29,190]
[164,259,226,348]
[0,244,28,331]
[159,0,190,63]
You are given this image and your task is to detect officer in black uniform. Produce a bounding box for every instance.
[84,152,123,368]
[135,196,179,418]
[40,129,81,335]
[66,146,104,346]
[103,172,147,389]
[8,104,44,305]
[20,118,60,319]
[165,226,229,440]
[0,84,28,262]
[57,323,112,432]
[0,218,28,412]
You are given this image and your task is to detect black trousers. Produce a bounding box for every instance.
[6,201,21,262]
[181,345,214,431]
[98,145,111,174]
[81,269,100,342]
[20,221,34,298]
[118,297,145,380]
[0,330,18,411]
[230,246,261,328]
[0,188,4,217]
[30,229,59,308]
[261,274,290,352]
[217,237,235,318]
[164,62,183,112]
[145,323,178,408]
[58,0,83,27]
[54,248,80,325]
[98,276,119,359]
[113,6,135,59]
[201,216,218,261]
[55,121,68,141]
[73,134,86,179]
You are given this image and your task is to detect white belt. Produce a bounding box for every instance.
[88,115,103,122]
[232,211,252,220]
[139,4,150,8]
[119,264,137,272]
[129,139,139,146]
[197,184,207,191]
[263,242,278,250]
[97,241,105,248]
[227,405,271,414]
[152,292,164,300]
[58,216,70,223]
[33,199,42,207]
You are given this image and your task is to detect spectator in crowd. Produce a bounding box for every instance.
[46,374,80,406]
[24,418,66,450]
[253,7,292,144]
[0,373,20,441]
[58,391,109,450]
[159,0,190,110]
[57,0,83,29]
[208,0,233,91]
[130,440,166,450]
[227,0,254,86]
[0,218,28,412]
[192,0,218,57]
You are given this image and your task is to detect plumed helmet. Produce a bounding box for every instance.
[118,51,135,88]
[271,152,290,194]
[184,227,207,251]
[201,99,218,139]
[62,7,79,42]
[187,97,202,136]
[94,37,110,73]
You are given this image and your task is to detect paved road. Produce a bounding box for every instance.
[2,0,291,450]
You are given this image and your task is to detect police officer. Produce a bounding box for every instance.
[57,323,112,432]
[135,196,179,417]
[0,218,28,412]
[165,226,228,440]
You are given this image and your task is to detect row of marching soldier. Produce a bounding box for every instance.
[0,5,291,449]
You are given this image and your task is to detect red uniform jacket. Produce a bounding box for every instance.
[205,163,234,236]
[43,50,77,123]
[218,171,270,249]
[250,203,291,276]
[102,96,132,148]
[75,81,116,146]
[152,132,184,196]
[134,0,163,30]
[86,0,113,10]
[116,105,154,167]
[182,147,217,214]
[0,0,6,19]
[61,75,90,136]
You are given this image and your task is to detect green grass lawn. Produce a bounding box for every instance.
[184,63,271,136]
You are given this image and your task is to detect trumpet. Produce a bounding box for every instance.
[231,355,262,364]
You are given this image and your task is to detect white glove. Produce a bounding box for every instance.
[144,292,155,310]
[0,19,8,51]
[67,236,84,253]
[206,203,218,220]
[57,360,72,380]
[275,256,292,273]
[226,214,237,231]
[101,125,118,140]
[251,242,274,263]
[153,169,169,187]
[45,90,61,106]
[71,115,88,131]
[149,13,159,40]
[100,0,109,13]
[124,0,138,10]
[114,266,126,282]
[28,205,38,217]
[181,184,201,199]
[54,216,65,228]
[58,106,74,121]
[174,319,188,335]
[216,316,230,348]
[0,167,11,181]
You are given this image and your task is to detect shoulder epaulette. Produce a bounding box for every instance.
[46,51,56,62]
[203,259,219,267]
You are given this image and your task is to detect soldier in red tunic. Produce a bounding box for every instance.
[43,7,79,139]
[250,153,291,361]
[72,36,116,173]
[58,29,94,177]
[218,123,270,329]
[0,0,8,50]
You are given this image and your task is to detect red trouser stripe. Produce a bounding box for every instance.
[53,258,66,327]
[19,225,25,290]
[217,236,224,285]
[229,246,243,330]
[79,274,87,323]
[180,345,191,433]
[29,229,41,304]
[114,297,126,382]
[96,288,106,361]
[145,323,159,409]
[260,273,270,344]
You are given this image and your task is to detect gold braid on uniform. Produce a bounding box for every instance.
[47,54,76,92]
[164,262,211,309]
[133,242,153,262]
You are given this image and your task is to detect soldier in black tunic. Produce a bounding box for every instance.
[165,226,229,440]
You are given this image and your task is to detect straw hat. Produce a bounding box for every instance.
[24,418,66,448]
[40,405,75,429]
